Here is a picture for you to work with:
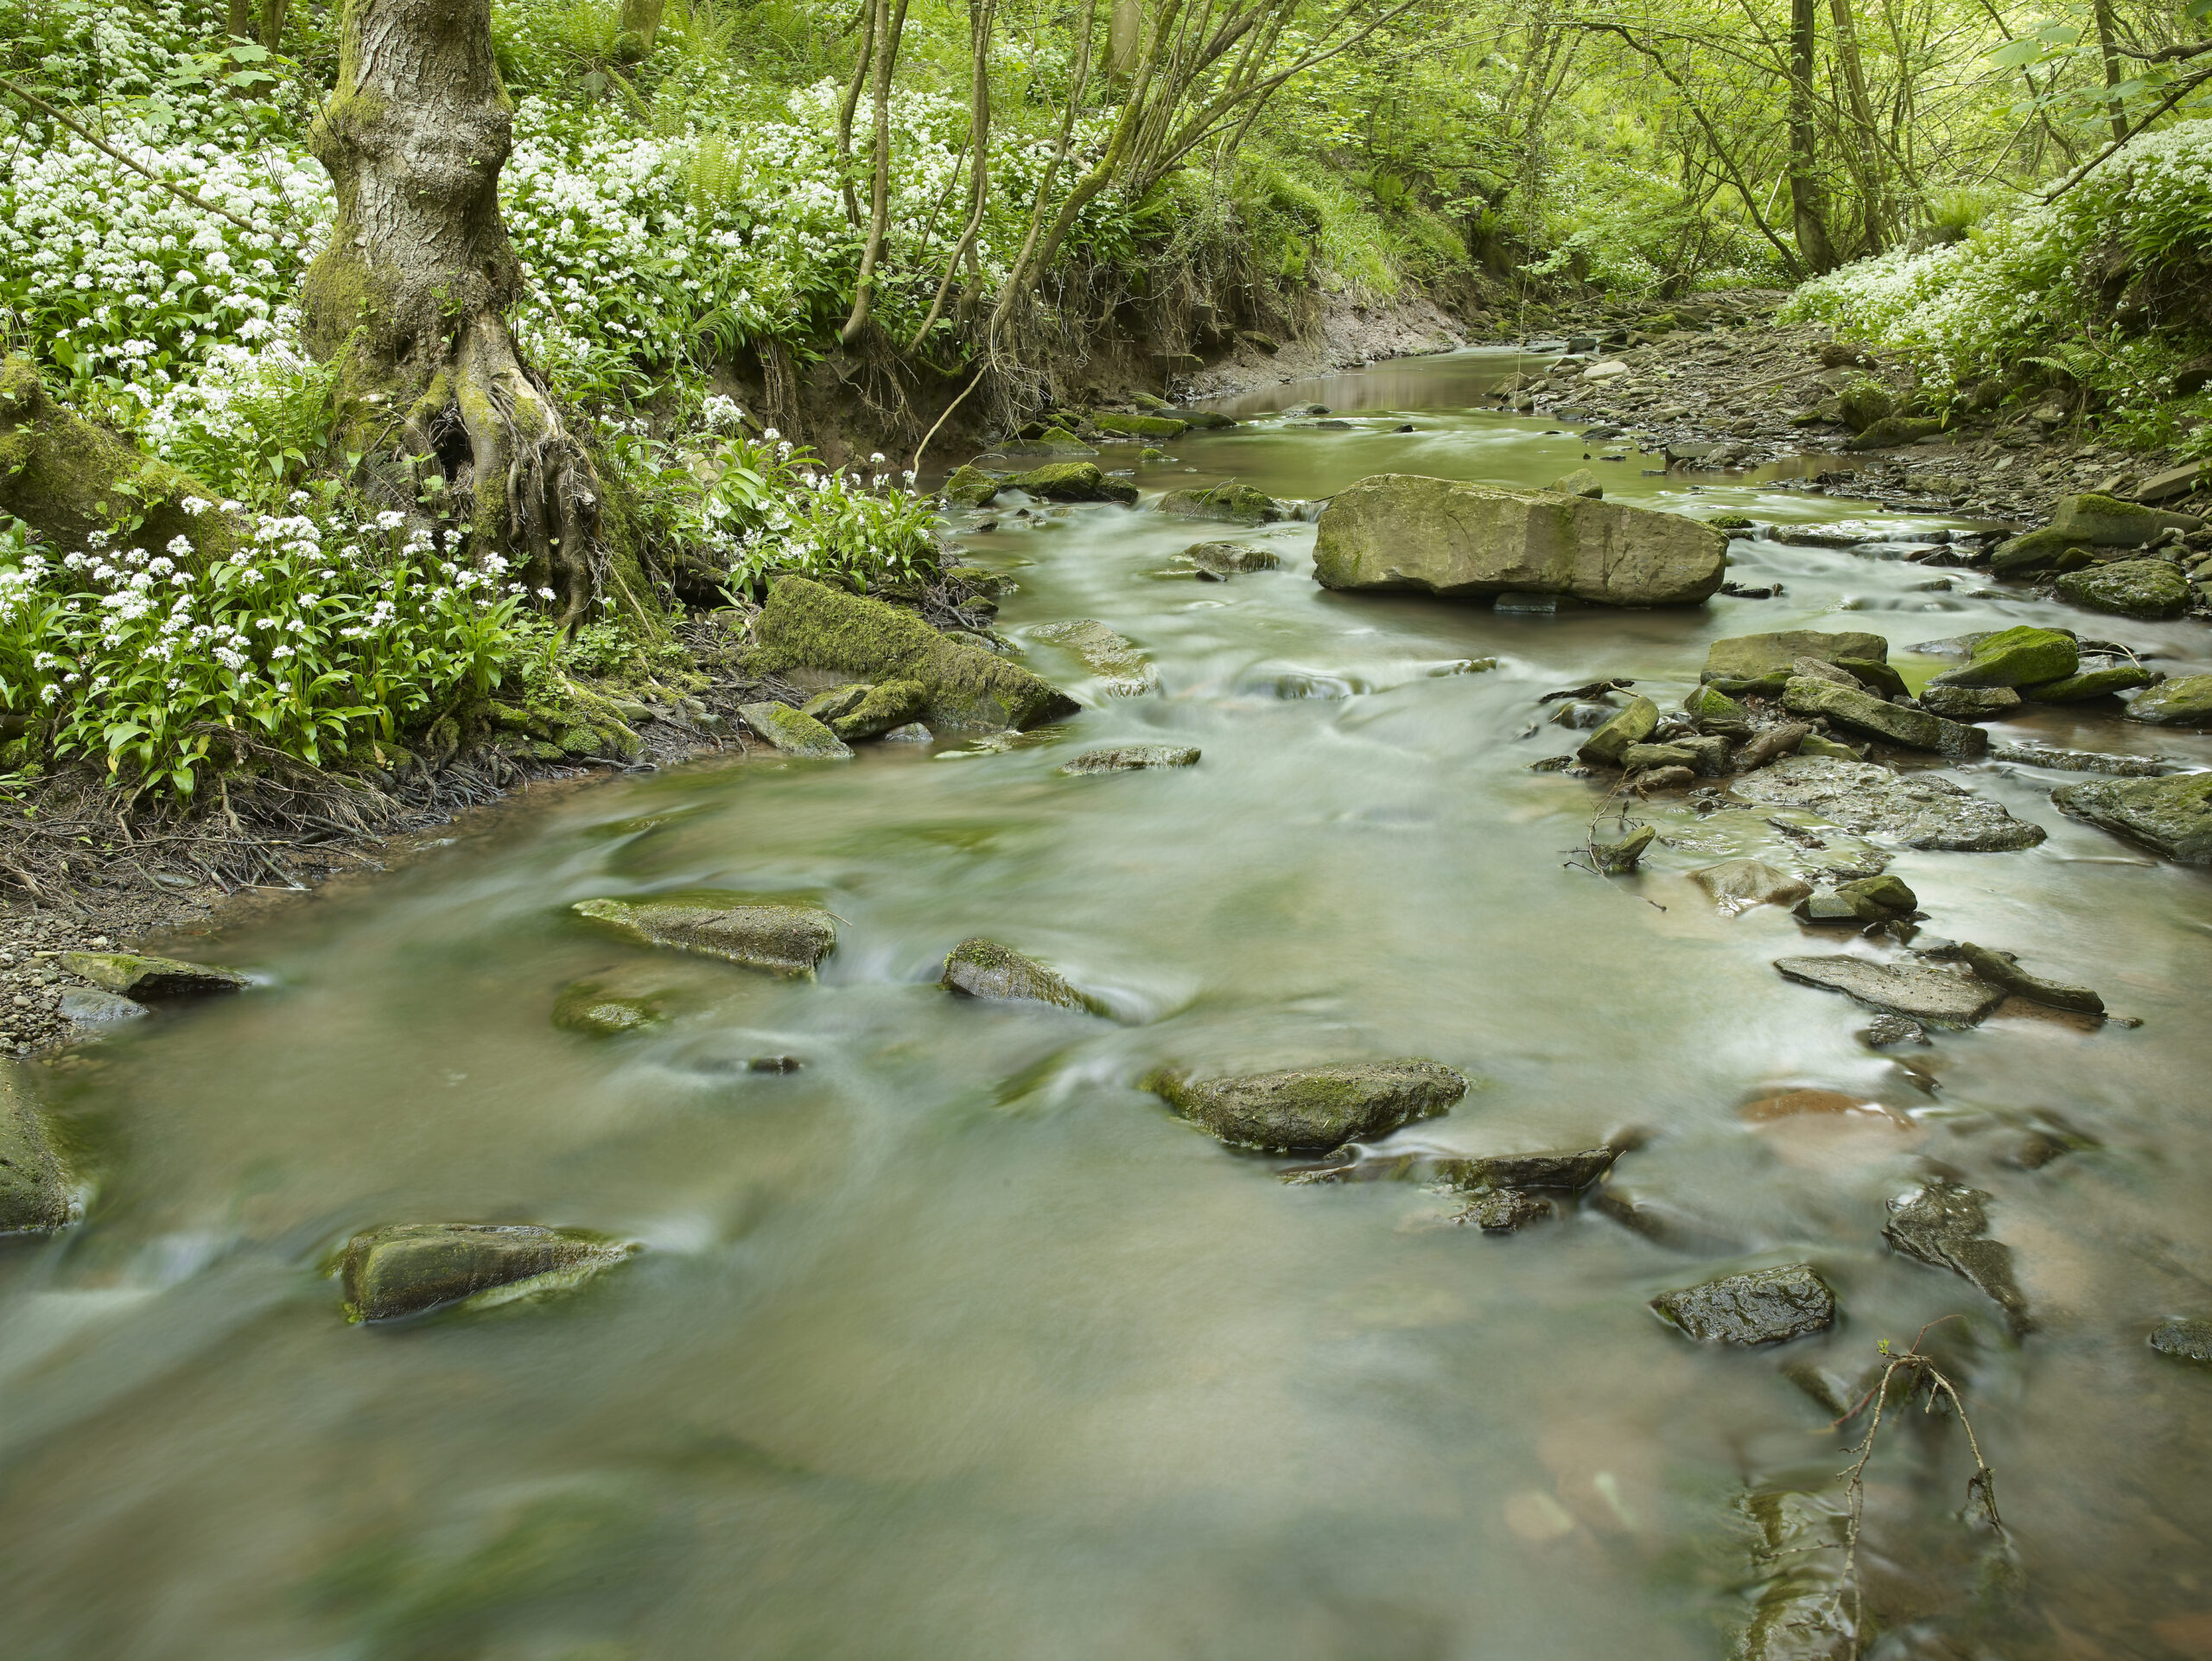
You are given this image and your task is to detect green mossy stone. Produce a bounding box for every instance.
[1144,1059,1468,1152]
[340,1223,631,1322]
[1576,696,1658,767]
[1550,467,1604,499]
[1832,656,1906,697]
[1703,631,1889,683]
[1781,677,1983,757]
[1929,625,2079,689]
[1919,683,2022,720]
[572,895,836,976]
[2024,665,2154,702]
[1154,482,1287,525]
[0,1065,73,1235]
[2053,771,2212,863]
[2054,559,2190,620]
[942,464,1001,507]
[1092,412,1187,439]
[1684,684,1752,736]
[1174,410,1237,430]
[938,939,1096,1012]
[2046,492,2203,546]
[1009,461,1139,503]
[2121,672,2212,725]
[1796,733,1863,760]
[1058,745,1200,773]
[750,576,1078,731]
[1181,539,1279,576]
[1844,415,1944,450]
[61,951,248,998]
[551,981,666,1035]
[740,701,852,758]
[1620,741,1700,771]
[830,679,929,740]
[1837,874,1916,918]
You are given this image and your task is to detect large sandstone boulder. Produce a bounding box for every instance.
[749,576,1078,730]
[1312,474,1725,607]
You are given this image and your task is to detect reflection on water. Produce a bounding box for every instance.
[3,350,2210,1659]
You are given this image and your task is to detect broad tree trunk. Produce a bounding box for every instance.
[617,0,665,61]
[1787,0,1836,273]
[302,0,601,623]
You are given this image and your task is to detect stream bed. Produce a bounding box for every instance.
[4,349,2210,1659]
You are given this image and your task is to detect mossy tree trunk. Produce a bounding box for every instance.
[302,0,601,624]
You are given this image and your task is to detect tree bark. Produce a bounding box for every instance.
[839,0,910,343]
[616,0,665,61]
[1109,0,1144,84]
[2090,0,2131,143]
[302,0,601,624]
[1787,0,1836,273]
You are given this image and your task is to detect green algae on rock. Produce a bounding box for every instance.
[1929,625,2078,690]
[1781,676,1985,757]
[0,1065,74,1235]
[739,702,853,758]
[2123,673,2212,725]
[1009,461,1139,503]
[2054,559,2190,620]
[1576,696,1658,767]
[2021,665,2152,702]
[1179,539,1280,576]
[572,896,836,976]
[801,679,931,741]
[749,576,1077,730]
[1650,1264,1837,1345]
[1701,629,1889,692]
[938,939,1097,1012]
[940,464,1001,506]
[1059,745,1199,773]
[552,981,668,1035]
[340,1223,632,1322]
[1155,481,1287,525]
[1144,1059,1467,1152]
[1312,474,1724,606]
[2051,771,2212,863]
[61,951,249,999]
[1029,620,1157,694]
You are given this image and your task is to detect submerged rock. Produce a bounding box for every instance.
[1731,757,2045,852]
[740,701,853,758]
[1155,482,1286,525]
[1955,944,2104,1015]
[0,1066,73,1234]
[1431,1147,1620,1193]
[2124,673,2212,726]
[1782,677,1984,757]
[1312,473,1726,606]
[1988,741,2180,776]
[61,951,248,998]
[573,896,836,977]
[1883,1179,2033,1336]
[551,980,666,1035]
[340,1223,631,1323]
[1691,858,1814,914]
[1010,461,1140,503]
[2150,1317,2212,1362]
[748,576,1078,730]
[1450,1189,1554,1232]
[1650,1263,1837,1345]
[1059,745,1200,773]
[939,939,1095,1012]
[1591,1187,1748,1256]
[2055,559,2190,620]
[1180,539,1280,576]
[1774,956,2006,1025]
[1029,619,1157,694]
[1703,630,1889,692]
[2051,771,2212,863]
[1144,1058,1467,1152]
[1735,1489,1853,1661]
[56,986,149,1038]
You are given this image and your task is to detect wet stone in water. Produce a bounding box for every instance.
[552,980,666,1035]
[61,951,249,999]
[1732,757,2045,852]
[0,1065,73,1235]
[1774,955,2005,1026]
[340,1223,632,1323]
[1429,1147,1620,1193]
[1884,1178,2033,1336]
[1145,1059,1467,1153]
[1650,1263,1838,1346]
[939,939,1096,1012]
[1179,539,1279,576]
[572,897,836,977]
[2149,1317,2212,1362]
[1449,1189,1554,1232]
[1060,745,1200,774]
[2053,772,2212,864]
[1692,858,1813,914]
[1029,619,1157,694]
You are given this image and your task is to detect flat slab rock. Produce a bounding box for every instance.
[1731,756,2046,851]
[0,1065,73,1234]
[1430,1147,1621,1193]
[573,896,836,977]
[61,950,248,998]
[1651,1263,1837,1346]
[1774,956,2005,1026]
[2052,771,2212,864]
[340,1223,631,1322]
[939,938,1096,1012]
[1145,1058,1467,1152]
[1884,1179,2033,1336]
[1060,745,1200,774]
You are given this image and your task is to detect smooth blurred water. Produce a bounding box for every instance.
[4,349,2209,1660]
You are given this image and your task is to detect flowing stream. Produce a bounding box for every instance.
[4,350,2210,1659]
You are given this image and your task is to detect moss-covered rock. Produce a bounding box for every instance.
[1549,467,1604,499]
[1173,410,1237,430]
[1092,412,1187,439]
[1684,683,1752,735]
[1314,474,1723,606]
[2052,770,2212,862]
[1919,683,2022,719]
[1144,1059,1467,1152]
[1009,461,1139,503]
[1782,677,1984,757]
[572,894,836,975]
[942,464,1001,507]
[938,939,1097,1011]
[340,1222,631,1322]
[0,356,232,563]
[2024,664,2153,702]
[1702,630,1888,685]
[551,980,667,1034]
[740,701,853,758]
[61,951,249,998]
[1928,625,2078,689]
[1576,695,1657,766]
[1155,481,1287,525]
[1058,745,1200,773]
[2123,672,2212,724]
[0,1064,73,1235]
[1843,414,1945,449]
[1993,492,2203,572]
[2054,559,2190,620]
[824,678,930,739]
[1179,539,1279,576]
[749,576,1078,730]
